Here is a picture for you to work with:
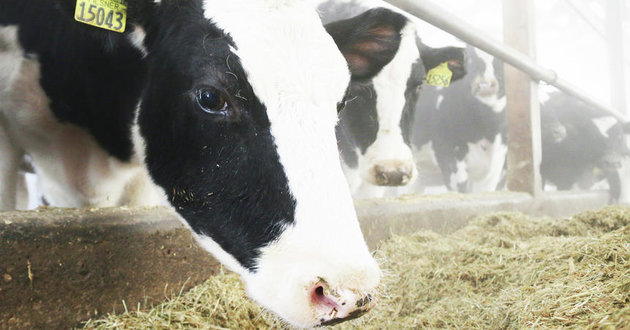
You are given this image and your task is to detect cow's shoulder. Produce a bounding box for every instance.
[4,1,147,161]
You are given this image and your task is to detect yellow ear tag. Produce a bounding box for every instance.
[426,62,453,87]
[75,0,127,33]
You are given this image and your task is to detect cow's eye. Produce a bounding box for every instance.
[196,88,228,113]
[337,100,347,113]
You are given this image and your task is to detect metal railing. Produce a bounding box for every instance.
[383,0,628,122]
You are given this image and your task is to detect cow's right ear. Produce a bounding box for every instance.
[417,41,467,82]
[325,8,408,80]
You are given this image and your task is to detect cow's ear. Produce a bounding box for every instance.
[418,41,467,82]
[325,8,408,80]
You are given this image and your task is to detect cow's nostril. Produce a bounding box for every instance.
[310,283,338,309]
[314,285,324,298]
[310,280,377,327]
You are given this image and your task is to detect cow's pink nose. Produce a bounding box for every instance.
[310,281,375,326]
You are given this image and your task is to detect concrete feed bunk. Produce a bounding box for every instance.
[0,192,623,328]
[83,206,629,329]
[0,207,219,329]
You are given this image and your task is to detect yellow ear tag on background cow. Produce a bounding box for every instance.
[75,0,127,33]
[426,62,453,87]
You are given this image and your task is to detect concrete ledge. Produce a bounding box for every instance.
[0,191,611,328]
[0,207,219,329]
[357,191,610,249]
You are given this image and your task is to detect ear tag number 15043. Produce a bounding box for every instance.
[75,0,127,33]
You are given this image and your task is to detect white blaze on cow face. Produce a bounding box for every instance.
[360,25,419,187]
[201,1,380,327]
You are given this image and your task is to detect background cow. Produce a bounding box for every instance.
[0,0,413,326]
[408,45,507,193]
[318,0,466,199]
[541,92,630,204]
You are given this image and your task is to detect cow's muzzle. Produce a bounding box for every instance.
[310,279,376,327]
[474,78,499,98]
[370,161,414,186]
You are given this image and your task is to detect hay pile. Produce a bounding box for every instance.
[82,267,284,329]
[84,206,630,329]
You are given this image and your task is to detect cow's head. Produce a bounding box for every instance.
[328,10,465,191]
[132,1,385,327]
[462,45,504,107]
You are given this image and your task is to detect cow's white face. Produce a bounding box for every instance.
[326,4,468,195]
[336,24,422,190]
[357,25,420,187]
[133,1,379,327]
[465,47,505,111]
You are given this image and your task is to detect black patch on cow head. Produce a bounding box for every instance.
[326,8,408,168]
[336,81,379,168]
[138,1,295,271]
[465,44,485,74]
[325,7,407,81]
[604,121,630,157]
[462,45,505,98]
[400,58,427,145]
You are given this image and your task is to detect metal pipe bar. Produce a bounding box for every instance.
[383,0,629,122]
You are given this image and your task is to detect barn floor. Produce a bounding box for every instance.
[82,206,630,329]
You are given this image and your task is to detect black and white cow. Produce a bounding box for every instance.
[318,0,466,198]
[541,92,630,204]
[0,0,413,326]
[409,45,507,193]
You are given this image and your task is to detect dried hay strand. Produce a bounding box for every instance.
[84,206,630,329]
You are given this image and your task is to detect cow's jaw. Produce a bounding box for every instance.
[199,1,380,327]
